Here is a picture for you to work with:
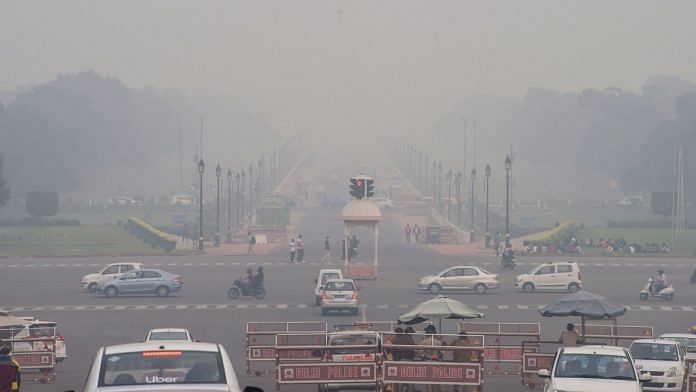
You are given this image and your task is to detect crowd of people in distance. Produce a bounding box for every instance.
[523,236,671,256]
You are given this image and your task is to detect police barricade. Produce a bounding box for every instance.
[583,320,653,347]
[520,340,560,388]
[246,321,327,375]
[382,332,485,392]
[345,264,378,280]
[688,374,696,392]
[334,321,398,333]
[274,332,379,391]
[1,326,58,382]
[459,322,540,375]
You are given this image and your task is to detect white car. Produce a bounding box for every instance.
[83,341,263,392]
[106,196,142,206]
[320,278,360,316]
[658,333,696,360]
[145,328,194,342]
[515,261,582,293]
[321,331,380,391]
[314,269,343,306]
[372,197,394,209]
[630,339,688,392]
[418,266,499,294]
[12,318,67,362]
[170,194,194,206]
[81,263,143,292]
[538,345,651,392]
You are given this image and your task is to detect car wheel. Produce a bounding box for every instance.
[228,287,240,299]
[568,283,580,293]
[428,283,442,294]
[315,296,321,306]
[87,283,97,292]
[105,286,118,298]
[665,293,674,301]
[474,284,487,294]
[156,286,170,297]
[639,292,649,301]
[522,283,535,293]
[254,288,266,300]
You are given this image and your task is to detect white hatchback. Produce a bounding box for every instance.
[81,263,143,292]
[314,269,343,306]
[538,345,650,392]
[630,339,688,392]
[515,262,582,293]
[145,328,194,342]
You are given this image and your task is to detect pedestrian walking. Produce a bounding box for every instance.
[0,345,21,392]
[404,223,412,243]
[341,238,347,261]
[247,232,256,255]
[413,224,421,243]
[321,236,331,263]
[296,235,305,262]
[349,235,359,260]
[289,238,296,263]
[182,223,189,243]
[494,232,501,257]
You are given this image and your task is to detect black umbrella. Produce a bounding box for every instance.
[539,291,627,337]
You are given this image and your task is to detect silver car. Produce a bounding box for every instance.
[321,278,360,316]
[83,341,263,391]
[96,268,182,297]
[418,266,499,294]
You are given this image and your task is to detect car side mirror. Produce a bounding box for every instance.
[639,373,652,382]
[319,286,324,290]
[244,387,264,392]
[537,369,550,378]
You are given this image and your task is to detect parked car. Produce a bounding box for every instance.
[145,328,194,342]
[96,269,182,298]
[320,278,359,316]
[658,333,696,360]
[537,345,650,392]
[82,263,143,292]
[170,194,194,206]
[418,266,499,294]
[320,331,381,391]
[83,341,263,392]
[106,196,142,206]
[314,269,344,306]
[630,339,688,392]
[515,261,582,293]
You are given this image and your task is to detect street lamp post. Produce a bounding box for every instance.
[455,172,462,227]
[197,159,205,251]
[248,165,253,215]
[258,159,264,198]
[240,170,246,224]
[446,170,452,221]
[424,156,429,195]
[505,155,512,245]
[437,163,442,211]
[432,161,437,204]
[214,163,221,247]
[484,164,491,247]
[235,172,241,228]
[226,169,232,243]
[470,168,476,231]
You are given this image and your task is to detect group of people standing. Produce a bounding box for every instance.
[403,223,422,243]
[288,235,305,263]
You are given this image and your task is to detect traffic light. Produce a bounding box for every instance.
[350,177,365,199]
[366,178,374,198]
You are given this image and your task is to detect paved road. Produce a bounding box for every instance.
[2,206,695,392]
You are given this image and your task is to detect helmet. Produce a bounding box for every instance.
[246,268,253,273]
[0,346,10,355]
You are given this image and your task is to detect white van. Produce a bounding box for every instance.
[314,269,343,306]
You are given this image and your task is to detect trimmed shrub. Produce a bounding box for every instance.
[126,217,177,252]
[25,191,59,217]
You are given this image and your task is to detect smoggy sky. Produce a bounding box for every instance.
[2,0,696,134]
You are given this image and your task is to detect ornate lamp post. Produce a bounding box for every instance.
[425,155,429,194]
[258,159,264,197]
[446,170,453,221]
[197,158,205,251]
[226,169,232,243]
[248,164,253,214]
[214,163,221,247]
[505,155,512,245]
[455,171,462,227]
[484,164,491,247]
[437,163,443,211]
[432,161,437,204]
[240,170,246,223]
[235,172,241,228]
[470,168,476,231]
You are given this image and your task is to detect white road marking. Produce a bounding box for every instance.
[680,306,694,311]
[134,305,148,310]
[277,304,288,309]
[175,305,187,309]
[660,306,673,311]
[640,306,652,311]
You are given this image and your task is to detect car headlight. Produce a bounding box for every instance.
[665,366,678,377]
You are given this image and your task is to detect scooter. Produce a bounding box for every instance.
[227,278,266,300]
[639,277,674,301]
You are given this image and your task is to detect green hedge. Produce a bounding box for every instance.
[126,217,177,252]
[0,217,80,227]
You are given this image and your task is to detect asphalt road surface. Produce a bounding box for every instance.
[2,206,695,392]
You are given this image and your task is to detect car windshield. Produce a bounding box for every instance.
[321,273,341,285]
[325,281,355,291]
[149,332,189,341]
[631,343,679,361]
[661,336,696,348]
[99,350,225,386]
[479,268,491,275]
[554,353,635,380]
[329,336,379,355]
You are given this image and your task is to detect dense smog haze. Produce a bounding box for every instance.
[1,2,695,392]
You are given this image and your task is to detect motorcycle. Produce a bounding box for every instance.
[690,269,696,284]
[227,278,266,300]
[639,277,674,301]
[501,251,516,270]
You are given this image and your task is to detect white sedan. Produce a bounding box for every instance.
[418,266,499,294]
[145,328,194,342]
[81,263,143,292]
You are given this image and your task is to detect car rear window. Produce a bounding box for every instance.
[142,271,162,278]
[321,273,341,285]
[557,265,573,273]
[149,332,189,341]
[99,350,225,386]
[325,281,355,291]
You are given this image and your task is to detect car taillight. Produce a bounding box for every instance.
[352,292,358,300]
[173,276,182,283]
[57,336,65,341]
[321,292,328,300]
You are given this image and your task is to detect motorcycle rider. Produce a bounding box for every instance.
[244,268,255,294]
[502,246,515,266]
[253,266,264,290]
[652,269,668,294]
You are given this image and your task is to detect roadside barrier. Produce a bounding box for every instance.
[245,321,327,375]
[459,322,541,375]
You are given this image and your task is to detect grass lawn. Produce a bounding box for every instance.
[0,225,171,258]
[577,227,696,257]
